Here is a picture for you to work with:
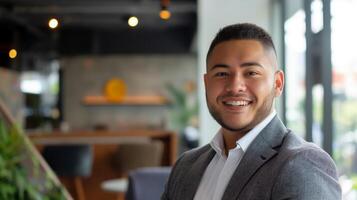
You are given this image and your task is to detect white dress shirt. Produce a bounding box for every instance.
[193,111,277,200]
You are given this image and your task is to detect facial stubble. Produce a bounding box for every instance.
[206,87,275,134]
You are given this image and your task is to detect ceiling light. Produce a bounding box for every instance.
[9,49,17,59]
[160,7,171,20]
[128,16,139,27]
[160,0,171,20]
[48,18,59,29]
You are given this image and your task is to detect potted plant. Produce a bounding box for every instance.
[0,120,67,200]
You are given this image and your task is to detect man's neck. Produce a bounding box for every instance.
[222,129,248,156]
[220,110,276,156]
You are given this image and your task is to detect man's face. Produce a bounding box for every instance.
[204,39,284,134]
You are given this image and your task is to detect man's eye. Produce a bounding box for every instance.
[247,71,258,76]
[214,72,229,77]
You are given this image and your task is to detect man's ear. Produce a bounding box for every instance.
[274,70,284,97]
[204,73,208,88]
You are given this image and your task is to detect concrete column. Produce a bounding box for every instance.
[197,0,279,145]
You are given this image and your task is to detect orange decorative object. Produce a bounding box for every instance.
[104,79,126,101]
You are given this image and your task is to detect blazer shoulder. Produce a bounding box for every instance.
[166,144,213,182]
[279,131,337,173]
[281,131,334,162]
[161,144,214,200]
[271,131,341,199]
[180,144,212,161]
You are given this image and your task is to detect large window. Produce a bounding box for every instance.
[20,60,60,131]
[284,4,306,138]
[283,0,357,198]
[331,0,357,198]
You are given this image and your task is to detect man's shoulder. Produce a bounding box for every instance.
[179,144,213,162]
[282,131,326,154]
[271,131,341,199]
[279,130,336,170]
[168,144,214,180]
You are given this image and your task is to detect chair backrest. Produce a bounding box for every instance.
[125,167,171,200]
[112,140,164,174]
[42,144,93,177]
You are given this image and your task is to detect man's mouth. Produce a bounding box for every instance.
[223,100,252,106]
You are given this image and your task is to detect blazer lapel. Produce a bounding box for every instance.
[222,116,288,200]
[179,146,216,200]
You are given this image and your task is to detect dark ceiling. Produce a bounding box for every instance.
[0,0,197,68]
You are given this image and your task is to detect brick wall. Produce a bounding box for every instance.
[61,54,197,130]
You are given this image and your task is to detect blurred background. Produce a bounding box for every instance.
[1,0,357,199]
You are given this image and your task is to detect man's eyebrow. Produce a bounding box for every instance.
[208,64,229,71]
[241,62,264,68]
[208,62,263,71]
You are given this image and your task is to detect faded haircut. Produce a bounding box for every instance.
[206,23,276,62]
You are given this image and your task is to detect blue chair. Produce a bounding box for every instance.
[125,167,171,200]
[42,144,93,200]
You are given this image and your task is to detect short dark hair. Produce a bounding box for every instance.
[206,23,276,61]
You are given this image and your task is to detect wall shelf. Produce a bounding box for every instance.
[82,95,170,106]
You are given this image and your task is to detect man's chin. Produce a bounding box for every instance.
[220,122,252,133]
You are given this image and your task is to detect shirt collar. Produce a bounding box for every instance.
[210,110,277,156]
[210,129,226,157]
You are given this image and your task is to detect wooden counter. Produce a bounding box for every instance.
[29,130,178,200]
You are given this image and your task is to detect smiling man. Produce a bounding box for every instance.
[161,23,341,200]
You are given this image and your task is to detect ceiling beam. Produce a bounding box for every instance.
[11,2,196,15]
[0,7,45,37]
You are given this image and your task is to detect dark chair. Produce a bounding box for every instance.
[112,140,164,174]
[125,167,171,200]
[101,140,164,199]
[42,144,93,200]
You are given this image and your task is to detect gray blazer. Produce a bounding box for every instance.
[162,116,341,200]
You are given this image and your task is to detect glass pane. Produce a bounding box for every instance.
[284,0,306,138]
[331,0,357,198]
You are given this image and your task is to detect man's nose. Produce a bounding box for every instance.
[225,74,246,93]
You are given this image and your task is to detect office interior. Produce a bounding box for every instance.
[1,0,357,199]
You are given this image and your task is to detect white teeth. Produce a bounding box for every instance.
[225,101,249,106]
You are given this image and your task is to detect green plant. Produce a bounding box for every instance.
[166,83,199,132]
[0,120,67,200]
[350,175,357,191]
